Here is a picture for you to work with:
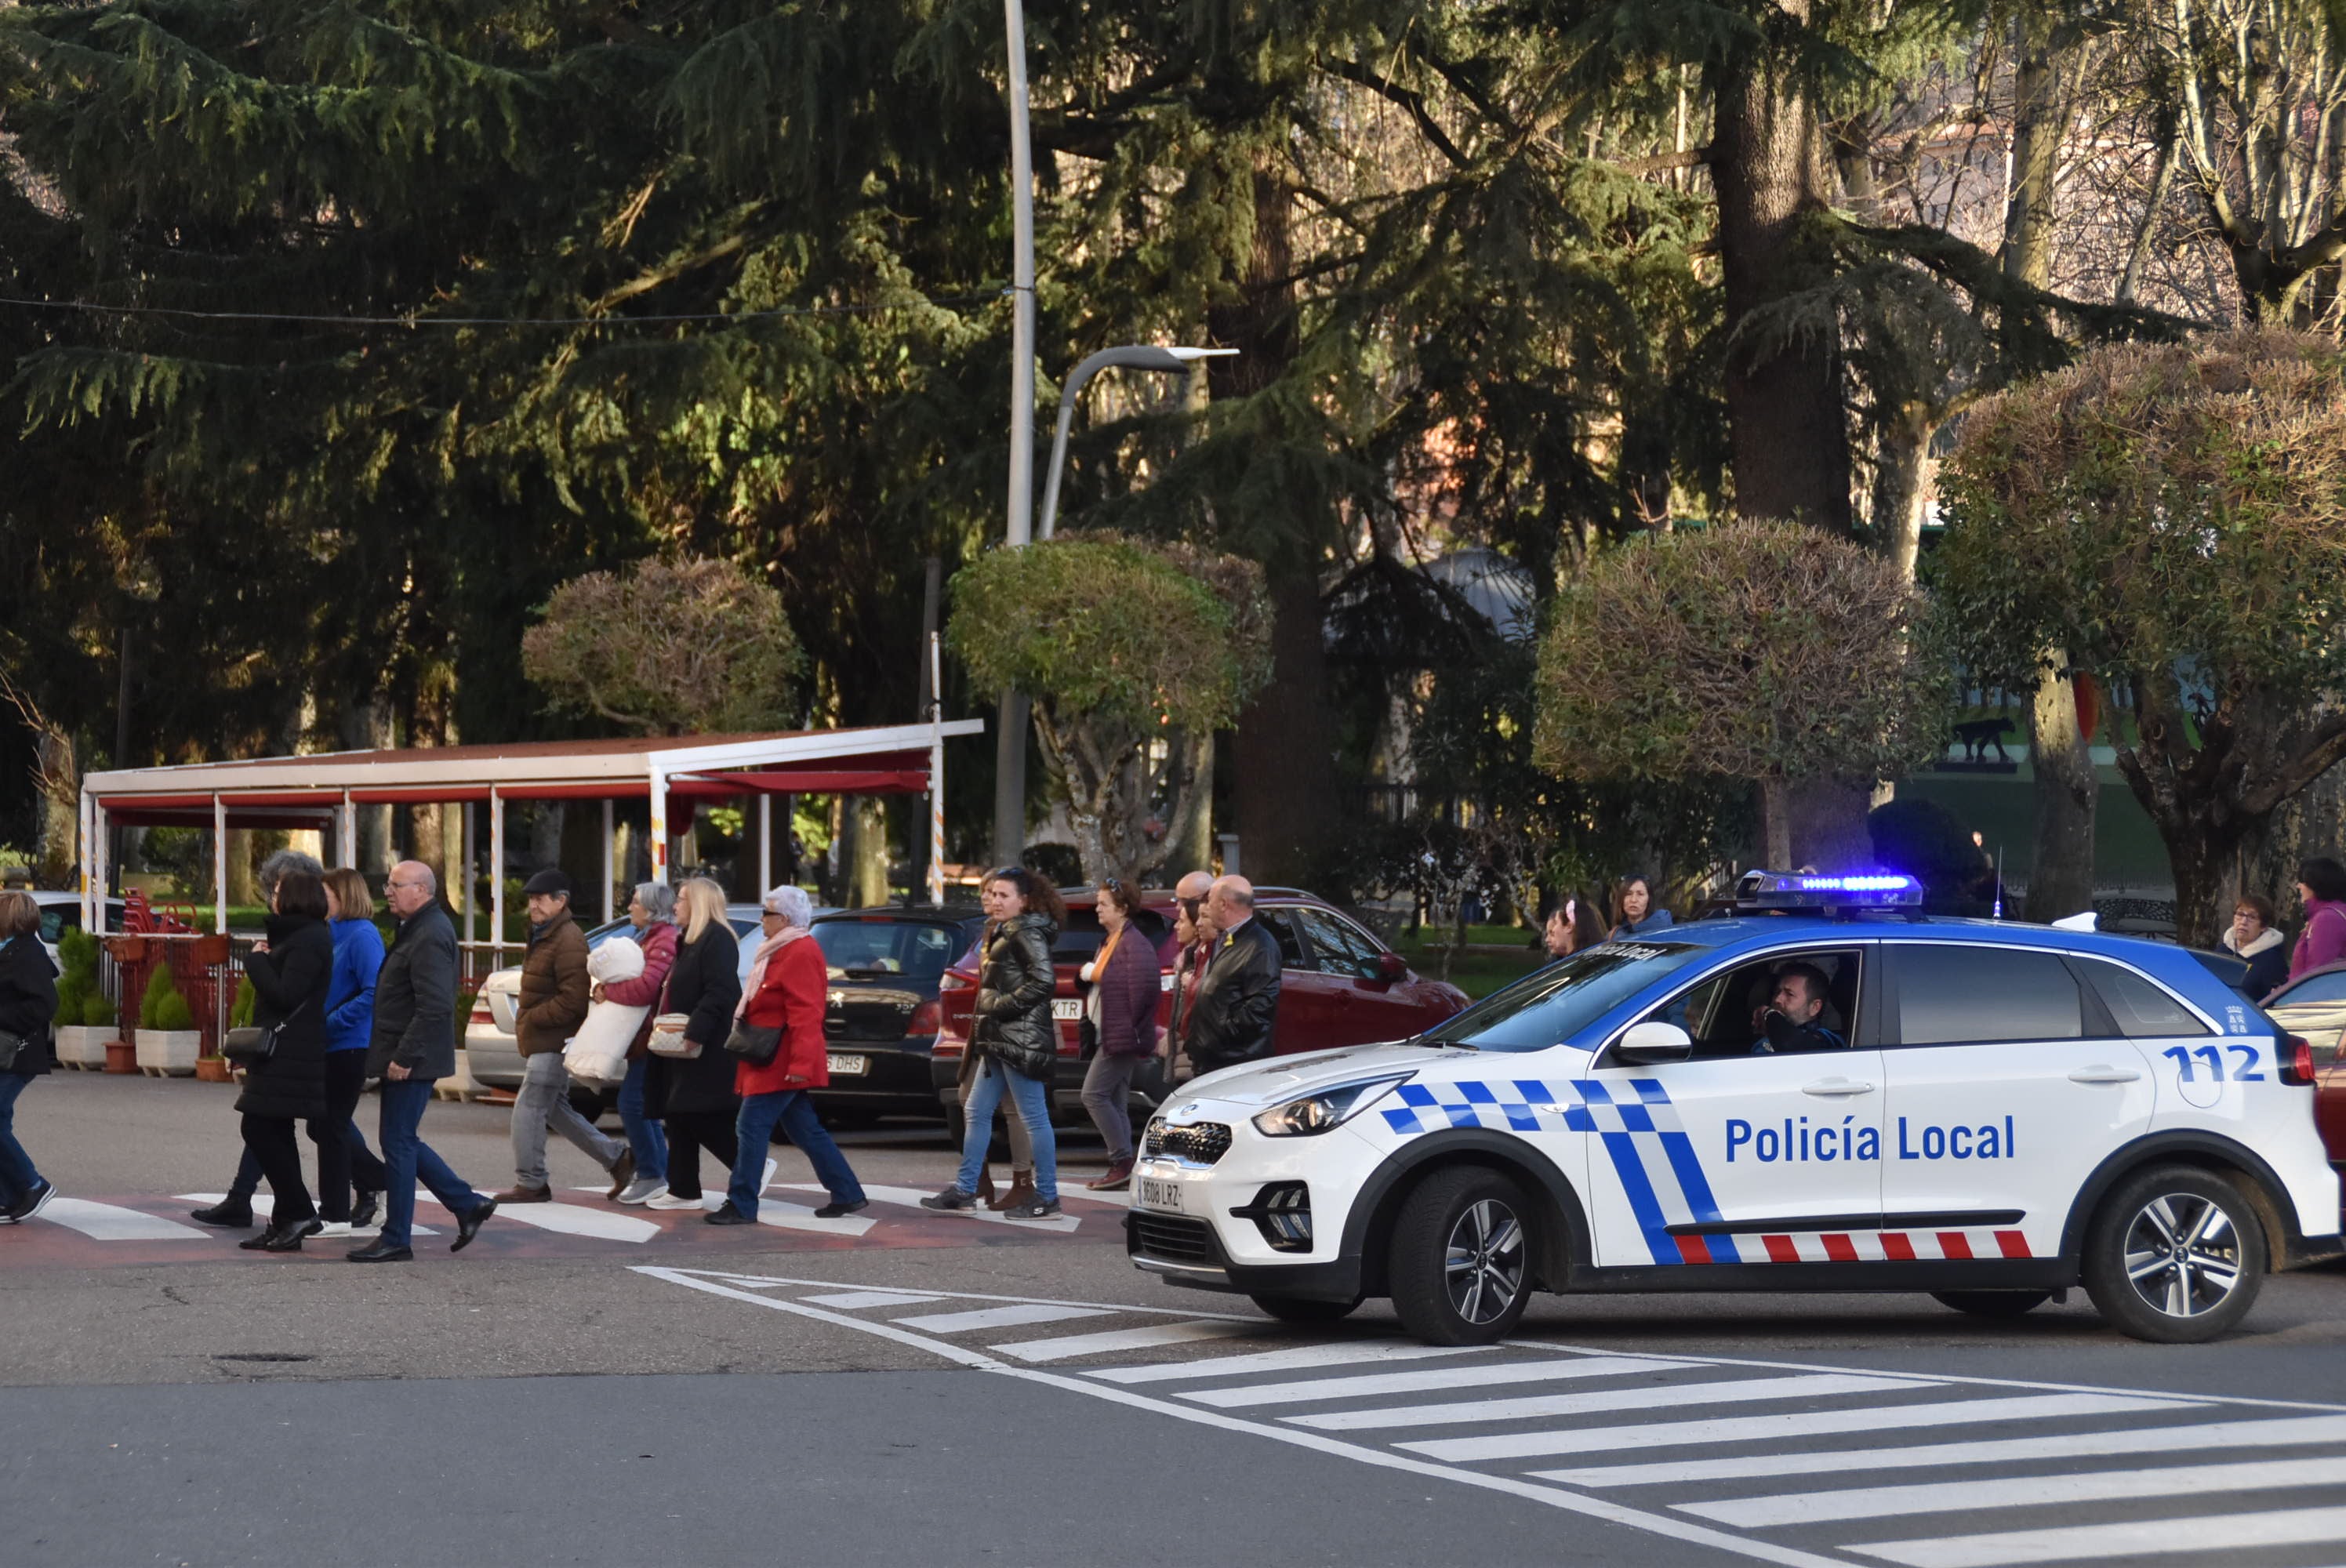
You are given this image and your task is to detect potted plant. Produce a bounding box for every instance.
[198,978,255,1083]
[133,964,202,1076]
[50,930,114,1069]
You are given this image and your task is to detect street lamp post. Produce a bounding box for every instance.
[991,0,1041,866]
[1037,345,1237,539]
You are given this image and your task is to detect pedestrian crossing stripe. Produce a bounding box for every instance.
[641,1267,2346,1568]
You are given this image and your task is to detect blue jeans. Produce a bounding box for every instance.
[729,1091,863,1217]
[377,1079,488,1250]
[956,1059,1055,1202]
[617,1056,667,1183]
[0,1073,38,1205]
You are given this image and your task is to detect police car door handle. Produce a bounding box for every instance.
[1801,1077,1875,1097]
[2068,1065,2143,1083]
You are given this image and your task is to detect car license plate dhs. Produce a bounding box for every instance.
[1051,997,1082,1021]
[1137,1177,1186,1214]
[826,1054,868,1076]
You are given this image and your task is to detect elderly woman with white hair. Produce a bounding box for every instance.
[707,885,868,1224]
[591,880,681,1205]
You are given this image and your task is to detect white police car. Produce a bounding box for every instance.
[1126,873,2342,1345]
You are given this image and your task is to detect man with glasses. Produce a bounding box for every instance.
[1188,874,1283,1077]
[347,862,496,1262]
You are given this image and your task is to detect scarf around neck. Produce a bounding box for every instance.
[735,924,812,1018]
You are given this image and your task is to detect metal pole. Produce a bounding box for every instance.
[601,798,615,922]
[211,795,227,935]
[1039,347,1237,541]
[993,0,1038,867]
[929,633,947,906]
[488,786,506,964]
[758,793,772,898]
[648,765,670,887]
[457,800,471,940]
[78,789,93,935]
[340,792,356,868]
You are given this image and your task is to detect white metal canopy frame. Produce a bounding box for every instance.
[78,717,984,952]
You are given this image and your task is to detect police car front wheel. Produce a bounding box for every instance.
[1390,1167,1535,1345]
[2081,1164,2267,1344]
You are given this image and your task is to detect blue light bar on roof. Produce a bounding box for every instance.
[1736,869,1922,909]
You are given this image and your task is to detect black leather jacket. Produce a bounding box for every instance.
[972,913,1059,1079]
[1187,917,1283,1075]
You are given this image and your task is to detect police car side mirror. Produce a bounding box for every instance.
[1613,1021,1693,1065]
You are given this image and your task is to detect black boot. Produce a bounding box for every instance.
[241,1217,323,1252]
[191,1198,256,1227]
[349,1189,380,1230]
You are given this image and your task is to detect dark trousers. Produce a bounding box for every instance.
[241,1114,317,1224]
[225,1054,387,1222]
[663,1109,739,1200]
[376,1079,488,1250]
[316,1051,387,1220]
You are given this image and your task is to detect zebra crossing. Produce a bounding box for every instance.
[641,1265,2346,1567]
[0,1179,1129,1265]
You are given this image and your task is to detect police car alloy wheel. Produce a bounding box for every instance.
[2082,1164,2268,1343]
[1391,1167,1534,1345]
[1930,1290,2053,1320]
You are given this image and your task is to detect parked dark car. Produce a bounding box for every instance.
[807,905,987,1124]
[931,886,1469,1146]
[2261,962,2346,1191]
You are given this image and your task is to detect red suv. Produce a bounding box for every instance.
[930,886,1470,1143]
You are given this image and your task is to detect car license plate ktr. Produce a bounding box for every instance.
[1051,997,1082,1021]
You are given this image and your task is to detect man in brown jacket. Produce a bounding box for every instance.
[499,869,631,1203]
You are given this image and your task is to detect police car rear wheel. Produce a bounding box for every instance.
[1930,1290,2052,1319]
[1249,1294,1361,1323]
[1390,1167,1533,1345]
[2082,1164,2266,1344]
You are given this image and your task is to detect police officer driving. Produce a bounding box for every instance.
[1749,963,1844,1054]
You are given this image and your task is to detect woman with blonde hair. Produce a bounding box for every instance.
[646,878,745,1210]
[316,867,390,1233]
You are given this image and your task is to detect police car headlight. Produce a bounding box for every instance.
[1251,1074,1412,1138]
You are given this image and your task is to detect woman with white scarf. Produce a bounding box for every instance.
[2224,893,2290,1002]
[706,885,868,1224]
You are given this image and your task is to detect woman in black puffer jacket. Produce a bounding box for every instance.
[237,870,334,1251]
[645,877,744,1209]
[924,867,1064,1220]
[0,890,60,1222]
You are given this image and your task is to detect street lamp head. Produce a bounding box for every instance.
[1164,347,1240,361]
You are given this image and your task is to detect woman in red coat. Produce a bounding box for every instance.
[706,884,867,1224]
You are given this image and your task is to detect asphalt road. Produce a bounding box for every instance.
[5,1069,2346,1566]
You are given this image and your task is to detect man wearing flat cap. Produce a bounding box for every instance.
[498,868,632,1203]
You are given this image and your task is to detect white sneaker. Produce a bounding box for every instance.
[645,1192,703,1211]
[615,1178,666,1206]
[314,1221,356,1239]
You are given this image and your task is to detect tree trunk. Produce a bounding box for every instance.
[849,797,890,908]
[1760,777,1795,869]
[2002,12,2062,289]
[1874,400,1933,582]
[31,726,76,889]
[2025,664,2099,923]
[1711,4,1851,531]
[1233,567,1340,884]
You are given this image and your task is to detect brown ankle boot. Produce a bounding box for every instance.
[987,1170,1036,1211]
[973,1167,997,1204]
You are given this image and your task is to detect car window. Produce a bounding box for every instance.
[2075,959,2211,1038]
[1295,909,1382,979]
[1894,945,2083,1046]
[1421,941,1707,1053]
[812,919,961,985]
[1255,910,1314,971]
[2273,970,2346,1009]
[1651,948,1864,1058]
[38,906,76,943]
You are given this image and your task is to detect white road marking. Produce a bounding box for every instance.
[1300,1372,1934,1434]
[176,1192,440,1237]
[423,1196,659,1243]
[630,1267,1851,1568]
[1430,1392,2172,1464]
[1848,1504,2346,1567]
[1090,1341,1488,1385]
[1548,1407,2319,1488]
[893,1303,1113,1333]
[993,1321,1258,1362]
[1183,1354,1675,1409]
[787,1182,1082,1234]
[797,1290,948,1308]
[35,1198,209,1241]
[1687,1453,2346,1528]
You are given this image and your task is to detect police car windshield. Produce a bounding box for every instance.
[1417,942,1705,1053]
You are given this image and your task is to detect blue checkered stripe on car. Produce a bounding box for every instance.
[1378,1078,1738,1266]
